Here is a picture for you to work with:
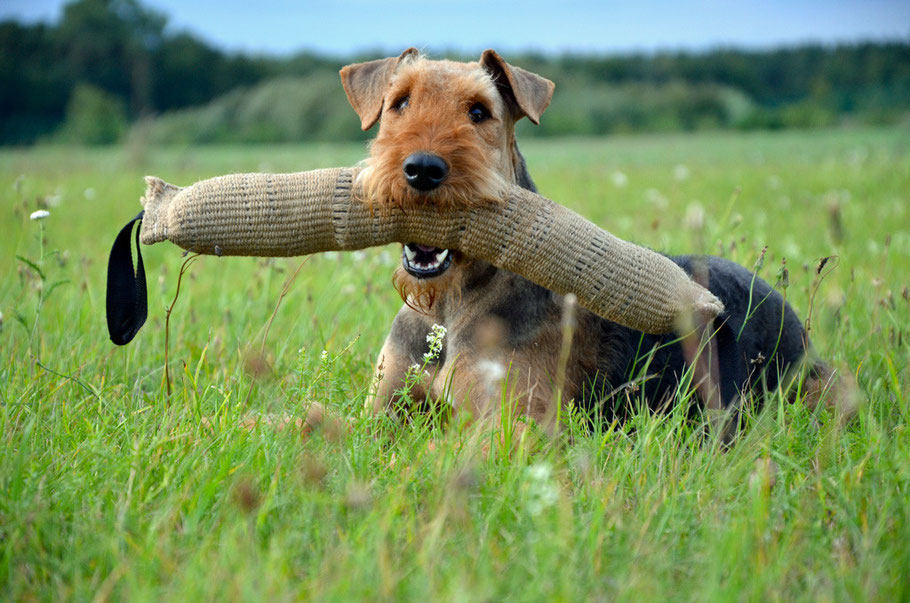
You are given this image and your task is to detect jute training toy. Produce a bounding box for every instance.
[133,167,722,335]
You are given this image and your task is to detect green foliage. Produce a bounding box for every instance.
[55,0,167,115]
[1,128,909,598]
[521,79,755,137]
[738,101,838,130]
[135,73,368,144]
[57,83,129,144]
[1,0,909,144]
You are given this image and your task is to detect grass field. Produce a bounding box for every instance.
[2,127,909,600]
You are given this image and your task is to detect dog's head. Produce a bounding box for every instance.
[340,49,554,306]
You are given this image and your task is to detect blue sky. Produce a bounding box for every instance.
[2,0,908,56]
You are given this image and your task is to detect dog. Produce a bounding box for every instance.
[339,48,849,435]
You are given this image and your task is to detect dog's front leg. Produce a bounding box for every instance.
[368,305,442,417]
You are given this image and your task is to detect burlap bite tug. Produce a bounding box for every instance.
[139,167,723,334]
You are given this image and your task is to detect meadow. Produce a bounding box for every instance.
[2,127,909,599]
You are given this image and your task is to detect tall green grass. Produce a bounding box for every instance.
[2,127,909,599]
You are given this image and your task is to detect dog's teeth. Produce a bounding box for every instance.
[402,244,451,277]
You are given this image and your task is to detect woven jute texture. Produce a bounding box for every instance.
[140,167,723,334]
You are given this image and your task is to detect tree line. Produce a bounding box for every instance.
[2,0,908,145]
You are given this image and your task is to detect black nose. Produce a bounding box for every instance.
[403,153,449,191]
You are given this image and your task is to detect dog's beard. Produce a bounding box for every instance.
[393,262,463,313]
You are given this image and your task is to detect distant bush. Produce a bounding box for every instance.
[519,79,755,137]
[737,101,838,130]
[136,74,760,144]
[129,60,906,144]
[133,72,369,144]
[58,84,128,144]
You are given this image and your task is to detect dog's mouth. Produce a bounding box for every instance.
[402,243,453,278]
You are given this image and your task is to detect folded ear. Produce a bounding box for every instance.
[480,49,555,125]
[340,47,419,131]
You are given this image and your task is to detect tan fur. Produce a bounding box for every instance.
[358,56,510,210]
[342,50,613,428]
[243,51,850,440]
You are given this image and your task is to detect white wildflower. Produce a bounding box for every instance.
[673,164,690,181]
[423,323,447,363]
[610,170,628,188]
[644,188,668,209]
[847,146,868,165]
[824,189,851,205]
[29,210,50,221]
[405,363,426,383]
[84,187,96,200]
[685,202,705,231]
[477,359,506,393]
[352,250,367,262]
[320,350,329,361]
[524,462,558,516]
[782,238,801,259]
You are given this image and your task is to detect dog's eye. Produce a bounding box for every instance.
[391,95,409,112]
[468,103,490,123]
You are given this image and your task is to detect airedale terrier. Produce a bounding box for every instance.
[341,48,849,433]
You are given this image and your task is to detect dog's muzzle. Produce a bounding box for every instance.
[402,243,452,278]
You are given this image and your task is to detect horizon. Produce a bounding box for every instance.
[2,0,909,58]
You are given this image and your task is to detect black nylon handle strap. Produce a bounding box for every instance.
[106,211,147,345]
